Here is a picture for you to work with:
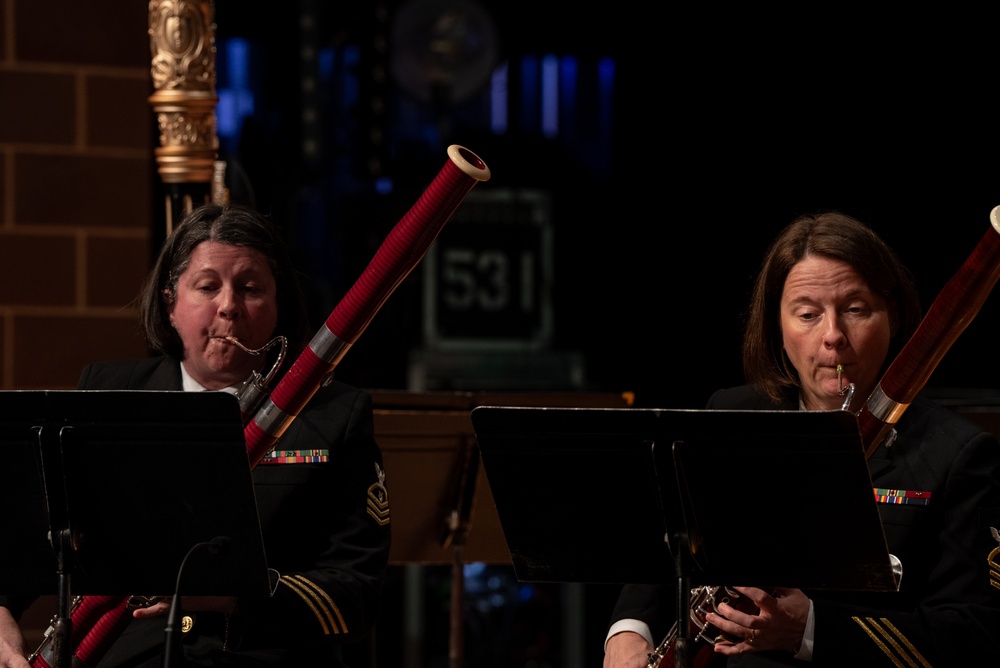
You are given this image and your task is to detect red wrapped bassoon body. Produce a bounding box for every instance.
[243,144,491,466]
[856,206,1000,456]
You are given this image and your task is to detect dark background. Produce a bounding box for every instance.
[209,3,1000,666]
[211,2,1000,410]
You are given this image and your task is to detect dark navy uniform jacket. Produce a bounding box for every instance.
[609,385,1000,667]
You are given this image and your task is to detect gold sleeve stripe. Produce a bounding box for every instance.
[877,618,932,668]
[279,576,332,634]
[851,616,931,668]
[851,617,907,668]
[279,575,345,635]
[281,575,344,634]
[285,574,348,632]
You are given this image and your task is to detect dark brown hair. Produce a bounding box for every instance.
[138,203,311,359]
[742,211,922,403]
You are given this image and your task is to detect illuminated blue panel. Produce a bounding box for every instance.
[490,61,508,134]
[558,55,577,138]
[540,54,559,138]
[216,38,254,146]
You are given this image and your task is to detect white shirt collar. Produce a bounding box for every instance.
[179,361,239,395]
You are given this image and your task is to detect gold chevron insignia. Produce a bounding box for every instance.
[989,527,1000,591]
[367,462,390,525]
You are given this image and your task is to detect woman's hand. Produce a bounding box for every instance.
[131,596,237,619]
[604,630,654,668]
[0,607,30,668]
[705,586,810,655]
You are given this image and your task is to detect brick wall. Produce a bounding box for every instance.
[0,0,156,389]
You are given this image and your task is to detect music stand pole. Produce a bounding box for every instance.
[49,528,73,668]
[672,530,692,668]
[37,425,75,668]
[441,437,480,668]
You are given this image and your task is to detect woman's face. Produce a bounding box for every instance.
[780,254,893,411]
[167,241,279,390]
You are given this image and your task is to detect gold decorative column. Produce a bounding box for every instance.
[148,0,225,237]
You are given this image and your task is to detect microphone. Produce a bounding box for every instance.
[207,535,231,556]
[163,536,232,668]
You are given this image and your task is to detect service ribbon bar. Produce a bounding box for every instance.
[259,449,330,464]
[873,487,931,506]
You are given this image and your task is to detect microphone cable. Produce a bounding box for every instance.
[163,536,232,668]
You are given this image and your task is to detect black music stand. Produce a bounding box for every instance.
[470,406,671,583]
[471,406,897,668]
[0,390,272,667]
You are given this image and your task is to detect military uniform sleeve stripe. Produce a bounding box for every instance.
[279,574,347,634]
[286,574,348,632]
[851,616,932,668]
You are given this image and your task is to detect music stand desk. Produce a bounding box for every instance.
[471,406,896,592]
[0,390,271,597]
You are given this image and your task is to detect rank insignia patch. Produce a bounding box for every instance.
[989,527,1000,591]
[368,462,390,526]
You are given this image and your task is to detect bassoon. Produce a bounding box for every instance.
[648,205,1000,668]
[28,144,491,668]
[854,206,1000,457]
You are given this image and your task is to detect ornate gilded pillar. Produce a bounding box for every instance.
[148,0,226,238]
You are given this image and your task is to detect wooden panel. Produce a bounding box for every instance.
[373,390,631,564]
